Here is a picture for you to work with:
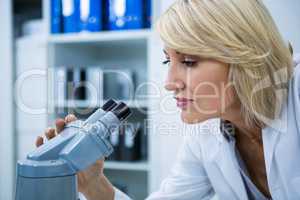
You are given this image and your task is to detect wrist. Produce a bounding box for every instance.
[83,175,115,200]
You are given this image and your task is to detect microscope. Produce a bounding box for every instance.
[15,99,131,200]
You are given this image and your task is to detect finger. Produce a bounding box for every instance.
[36,136,44,147]
[96,159,104,166]
[65,114,77,124]
[96,159,105,174]
[96,159,105,164]
[96,159,105,168]
[55,118,65,134]
[45,127,56,140]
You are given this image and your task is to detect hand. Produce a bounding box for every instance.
[36,114,114,199]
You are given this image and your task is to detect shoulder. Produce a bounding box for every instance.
[293,53,300,77]
[290,53,300,95]
[293,53,300,66]
[182,118,222,160]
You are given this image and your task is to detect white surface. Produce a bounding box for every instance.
[17,130,41,160]
[0,0,14,199]
[16,36,47,74]
[48,29,151,44]
[264,0,300,52]
[22,19,46,36]
[16,36,48,159]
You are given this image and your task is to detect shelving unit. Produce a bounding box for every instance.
[48,29,151,44]
[43,0,165,199]
[47,34,150,198]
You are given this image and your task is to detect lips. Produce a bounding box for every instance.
[175,97,193,109]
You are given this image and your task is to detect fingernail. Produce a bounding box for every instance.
[65,114,76,122]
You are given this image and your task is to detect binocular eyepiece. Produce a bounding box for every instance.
[102,99,131,121]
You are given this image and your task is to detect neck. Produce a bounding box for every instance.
[221,101,262,145]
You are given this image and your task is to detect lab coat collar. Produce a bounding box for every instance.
[212,134,249,200]
[217,97,287,175]
[213,117,284,199]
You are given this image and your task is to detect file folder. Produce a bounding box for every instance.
[62,0,80,33]
[51,0,63,33]
[107,0,144,30]
[79,0,103,32]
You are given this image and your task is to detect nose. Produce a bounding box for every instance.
[164,67,185,91]
[164,80,185,91]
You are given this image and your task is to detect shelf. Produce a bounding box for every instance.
[104,161,149,171]
[55,100,148,108]
[48,29,151,45]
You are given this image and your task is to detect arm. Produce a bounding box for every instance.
[97,135,214,200]
[38,115,212,200]
[82,175,115,200]
[147,136,214,200]
[145,135,214,200]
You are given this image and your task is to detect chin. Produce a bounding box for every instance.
[180,110,211,124]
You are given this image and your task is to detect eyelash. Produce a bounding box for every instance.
[162,60,170,65]
[182,61,197,67]
[162,60,197,67]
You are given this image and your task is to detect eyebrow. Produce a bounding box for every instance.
[163,49,181,56]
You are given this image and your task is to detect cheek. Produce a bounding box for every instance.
[184,83,236,123]
[193,94,222,116]
[190,79,223,113]
[180,61,231,123]
[179,85,222,124]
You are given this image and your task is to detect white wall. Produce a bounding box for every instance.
[264,0,300,52]
[0,0,14,199]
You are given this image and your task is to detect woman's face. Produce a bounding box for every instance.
[163,48,238,124]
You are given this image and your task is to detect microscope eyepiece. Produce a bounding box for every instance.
[84,99,118,125]
[101,99,118,111]
[111,102,131,121]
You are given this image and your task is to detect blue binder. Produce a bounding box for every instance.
[107,0,144,30]
[144,0,151,28]
[62,0,80,33]
[51,0,62,33]
[79,0,103,32]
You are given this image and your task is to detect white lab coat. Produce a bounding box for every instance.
[114,55,300,200]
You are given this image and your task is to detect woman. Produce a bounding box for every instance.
[36,0,300,199]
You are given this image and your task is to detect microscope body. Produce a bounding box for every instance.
[15,100,131,200]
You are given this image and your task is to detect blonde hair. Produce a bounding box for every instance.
[156,0,293,128]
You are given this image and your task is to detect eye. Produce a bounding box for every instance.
[182,60,197,67]
[162,60,170,65]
